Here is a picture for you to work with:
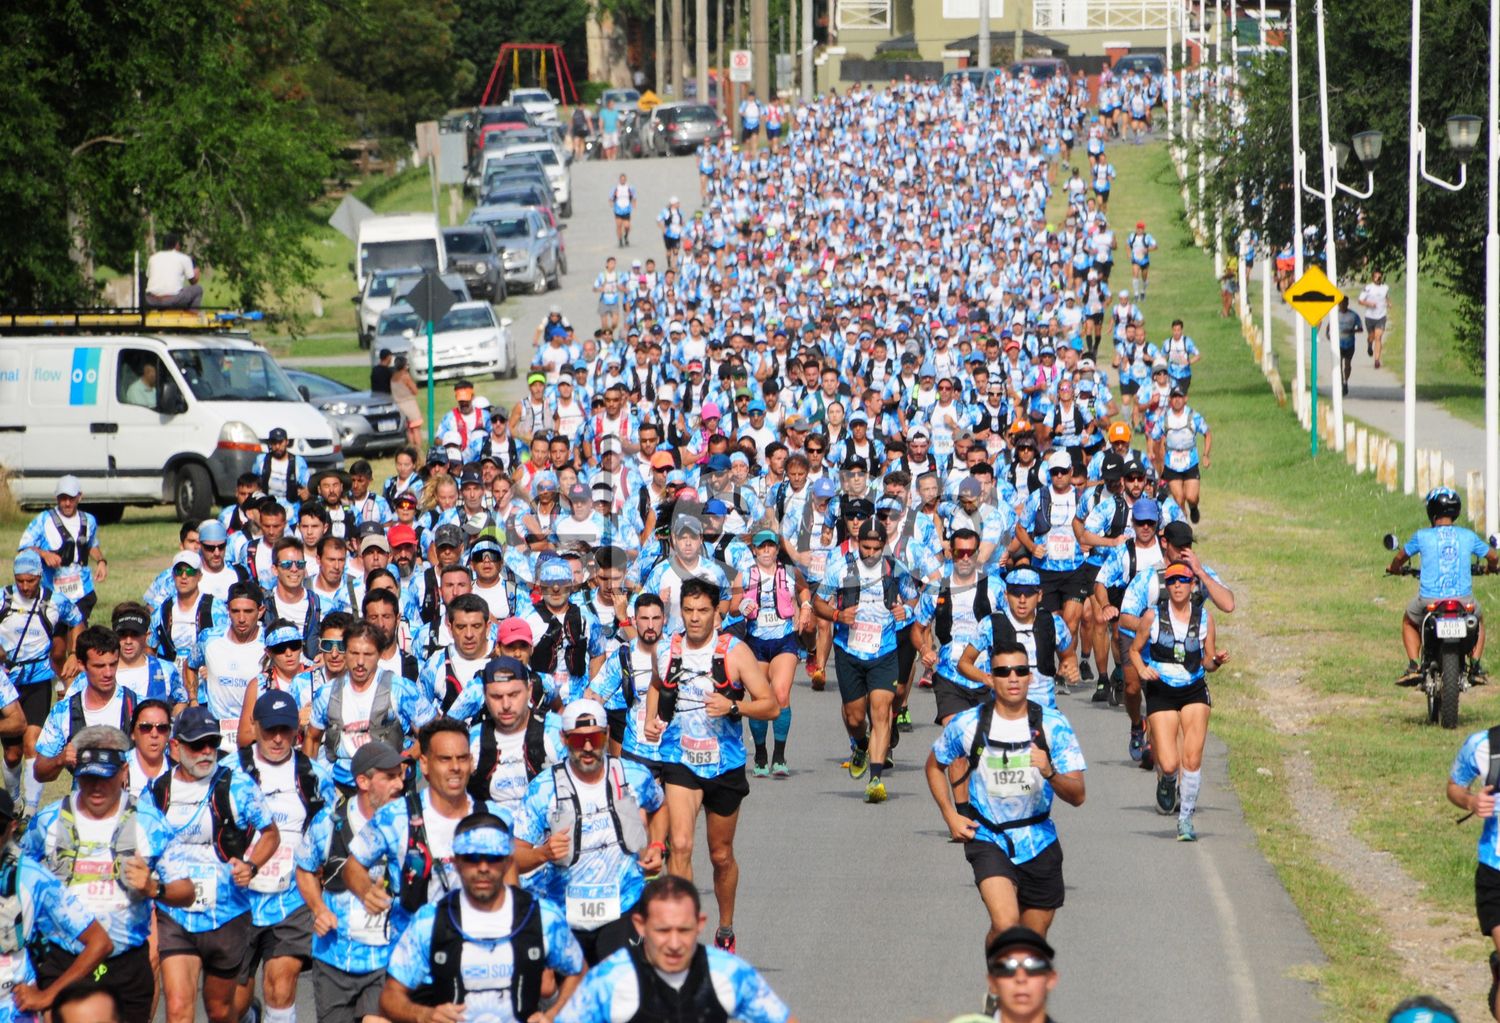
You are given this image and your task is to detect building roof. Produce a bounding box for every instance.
[946,30,1071,56]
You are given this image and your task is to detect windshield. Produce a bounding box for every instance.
[360,239,439,274]
[677,106,717,122]
[368,269,422,298]
[514,91,551,103]
[439,307,494,332]
[487,187,547,207]
[481,216,530,238]
[295,373,352,398]
[443,231,492,255]
[170,349,302,402]
[379,310,421,337]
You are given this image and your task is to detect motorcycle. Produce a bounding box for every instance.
[582,133,604,161]
[1383,533,1494,728]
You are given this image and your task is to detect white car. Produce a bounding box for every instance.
[507,88,559,124]
[501,141,572,218]
[374,301,517,382]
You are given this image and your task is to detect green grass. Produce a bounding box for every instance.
[1111,141,1497,1019]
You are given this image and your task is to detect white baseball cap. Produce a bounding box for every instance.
[54,475,82,498]
[1046,450,1072,472]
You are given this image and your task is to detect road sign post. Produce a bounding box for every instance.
[730,50,753,83]
[404,271,457,452]
[1283,266,1345,458]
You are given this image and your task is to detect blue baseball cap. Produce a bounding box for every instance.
[1006,568,1042,589]
[752,529,779,547]
[266,625,303,649]
[253,691,300,730]
[198,520,229,544]
[452,818,515,858]
[1131,497,1161,522]
[706,454,733,473]
[538,559,573,585]
[173,705,222,743]
[812,477,838,499]
[748,400,767,413]
[12,551,42,577]
[702,499,729,516]
[75,746,126,779]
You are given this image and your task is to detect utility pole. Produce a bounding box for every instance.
[801,0,814,101]
[790,0,799,99]
[656,0,666,91]
[978,0,991,70]
[672,0,685,96]
[751,0,770,104]
[696,0,709,102]
[720,0,729,117]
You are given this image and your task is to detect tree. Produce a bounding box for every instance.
[453,0,588,99]
[1192,0,1490,362]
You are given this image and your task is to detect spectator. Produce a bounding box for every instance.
[143,232,203,310]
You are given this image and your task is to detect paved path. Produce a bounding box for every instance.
[222,154,1328,1021]
[1254,275,1487,487]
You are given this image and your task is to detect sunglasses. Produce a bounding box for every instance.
[180,737,220,752]
[953,548,979,559]
[990,665,1032,678]
[807,447,825,454]
[1165,574,1196,585]
[1049,468,1071,476]
[173,565,200,577]
[135,722,171,734]
[564,730,607,750]
[991,955,1053,978]
[1008,587,1041,597]
[276,560,306,570]
[319,638,346,652]
[270,642,302,654]
[456,853,508,865]
[200,543,226,552]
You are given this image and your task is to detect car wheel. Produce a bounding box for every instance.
[357,331,371,351]
[561,200,573,218]
[531,270,548,295]
[558,251,568,276]
[547,261,561,290]
[173,464,213,523]
[82,502,126,526]
[495,276,507,303]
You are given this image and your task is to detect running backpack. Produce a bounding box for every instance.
[418,887,544,1015]
[150,765,251,864]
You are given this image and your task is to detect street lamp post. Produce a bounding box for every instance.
[1290,0,1307,406]
[1402,0,1479,494]
[1487,0,1498,537]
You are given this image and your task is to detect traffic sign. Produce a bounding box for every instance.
[1283,265,1344,328]
[730,50,753,83]
[405,271,455,328]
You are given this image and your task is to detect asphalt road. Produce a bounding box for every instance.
[217,154,1326,1021]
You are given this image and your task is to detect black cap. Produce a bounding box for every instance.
[351,741,402,776]
[268,427,288,443]
[433,524,464,549]
[856,520,888,543]
[985,925,1056,966]
[1162,520,1194,548]
[842,497,875,520]
[482,655,530,685]
[112,610,150,635]
[1100,451,1126,482]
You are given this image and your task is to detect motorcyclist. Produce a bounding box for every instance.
[1387,487,1498,686]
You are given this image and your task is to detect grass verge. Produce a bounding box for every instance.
[1110,140,1497,1020]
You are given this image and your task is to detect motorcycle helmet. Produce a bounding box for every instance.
[1425,487,1462,524]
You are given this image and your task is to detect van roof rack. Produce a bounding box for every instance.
[0,308,264,335]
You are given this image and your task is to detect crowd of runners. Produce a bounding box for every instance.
[0,61,1233,1023]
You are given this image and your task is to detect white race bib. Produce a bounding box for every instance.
[249,846,296,894]
[55,565,84,600]
[680,735,720,769]
[72,857,128,917]
[849,619,882,656]
[186,861,218,913]
[566,881,622,929]
[757,604,784,631]
[984,748,1038,799]
[631,700,660,749]
[1167,448,1192,471]
[1046,530,1077,562]
[349,905,389,945]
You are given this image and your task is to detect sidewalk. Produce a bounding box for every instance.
[1249,274,1488,490]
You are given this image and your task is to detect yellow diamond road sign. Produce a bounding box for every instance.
[1284,266,1345,329]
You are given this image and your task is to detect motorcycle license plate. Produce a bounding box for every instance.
[1436,617,1467,640]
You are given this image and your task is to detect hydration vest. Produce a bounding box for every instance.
[415,887,546,1017]
[988,611,1058,677]
[625,942,730,1022]
[154,593,216,661]
[235,747,326,823]
[935,574,993,646]
[150,765,252,864]
[1147,596,1205,675]
[959,699,1052,856]
[322,671,405,763]
[467,715,549,804]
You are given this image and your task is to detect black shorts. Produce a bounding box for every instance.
[1476,862,1500,935]
[1120,380,1140,396]
[741,125,759,142]
[15,681,53,729]
[964,837,1066,911]
[664,236,681,250]
[1367,317,1387,332]
[833,646,899,703]
[1087,312,1104,327]
[1161,465,1201,481]
[239,904,314,981]
[606,708,628,745]
[572,900,639,966]
[157,908,251,979]
[621,749,668,783]
[1038,567,1089,612]
[1145,676,1211,715]
[37,942,154,1021]
[75,591,98,623]
[313,960,386,1023]
[932,674,989,724]
[660,762,750,818]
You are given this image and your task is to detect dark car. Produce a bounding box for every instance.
[1010,57,1071,81]
[286,369,407,457]
[441,225,508,302]
[479,181,557,219]
[1114,54,1166,79]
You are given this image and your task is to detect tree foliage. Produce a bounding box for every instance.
[1191,0,1491,363]
[452,0,589,100]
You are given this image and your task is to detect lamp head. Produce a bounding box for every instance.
[1446,115,1481,162]
[1351,130,1383,167]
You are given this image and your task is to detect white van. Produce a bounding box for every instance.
[354,213,447,287]
[0,327,340,522]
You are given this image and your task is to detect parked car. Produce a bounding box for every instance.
[645,103,725,156]
[1010,57,1071,81]
[393,273,471,309]
[1114,53,1165,77]
[499,141,572,217]
[480,167,553,200]
[286,369,407,457]
[598,88,641,115]
[472,105,536,157]
[940,68,1003,92]
[441,225,508,302]
[355,265,425,349]
[467,206,564,294]
[373,301,518,381]
[507,88,559,124]
[479,181,558,221]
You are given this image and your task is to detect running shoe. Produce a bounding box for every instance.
[865,778,887,804]
[1396,662,1424,687]
[772,761,790,777]
[1189,503,1201,524]
[1092,681,1109,703]
[896,707,913,733]
[714,928,736,953]
[1177,814,1198,842]
[751,763,771,778]
[847,746,869,779]
[1079,659,1095,683]
[809,666,826,691]
[1128,725,1145,762]
[1156,772,1179,815]
[1490,950,1499,1019]
[1473,661,1491,686]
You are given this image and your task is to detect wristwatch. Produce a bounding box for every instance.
[247,862,261,878]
